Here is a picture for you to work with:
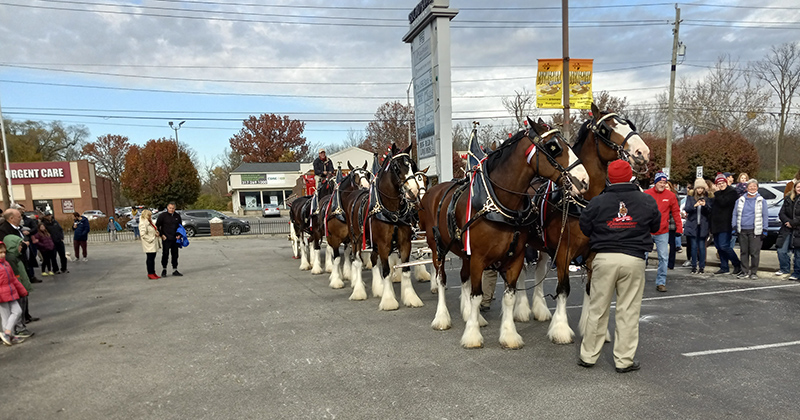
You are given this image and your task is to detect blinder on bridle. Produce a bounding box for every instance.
[590,112,639,162]
[384,152,424,202]
[527,128,582,192]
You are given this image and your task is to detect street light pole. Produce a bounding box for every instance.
[169,121,185,157]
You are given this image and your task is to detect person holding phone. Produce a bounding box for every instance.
[684,178,713,274]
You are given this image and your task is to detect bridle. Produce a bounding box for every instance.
[524,128,583,194]
[382,152,424,203]
[589,112,640,165]
[349,167,373,189]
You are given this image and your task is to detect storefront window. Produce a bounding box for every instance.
[239,191,262,209]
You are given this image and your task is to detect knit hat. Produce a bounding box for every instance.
[693,178,707,190]
[714,173,727,184]
[654,171,668,183]
[607,159,632,184]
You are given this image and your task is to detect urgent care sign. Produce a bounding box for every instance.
[9,162,72,185]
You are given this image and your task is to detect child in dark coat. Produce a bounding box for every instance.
[33,224,56,276]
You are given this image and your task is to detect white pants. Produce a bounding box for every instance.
[0,300,22,333]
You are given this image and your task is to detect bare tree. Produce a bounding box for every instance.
[752,42,800,171]
[501,88,538,130]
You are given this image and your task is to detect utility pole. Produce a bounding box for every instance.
[169,121,185,158]
[561,0,570,137]
[665,4,681,175]
[774,112,781,180]
[407,79,413,162]
[0,94,13,206]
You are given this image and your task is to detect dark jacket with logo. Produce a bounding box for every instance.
[710,185,738,235]
[579,183,661,260]
[156,211,183,241]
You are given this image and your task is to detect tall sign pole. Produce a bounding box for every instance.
[665,5,681,175]
[0,94,13,205]
[404,0,458,184]
[562,0,570,137]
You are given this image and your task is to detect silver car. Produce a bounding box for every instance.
[263,203,281,217]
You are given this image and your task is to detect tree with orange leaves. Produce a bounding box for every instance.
[121,138,200,209]
[83,134,131,204]
[229,114,308,163]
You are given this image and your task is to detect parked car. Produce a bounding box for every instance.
[758,183,787,207]
[763,198,784,250]
[263,203,281,217]
[83,210,106,220]
[180,210,250,237]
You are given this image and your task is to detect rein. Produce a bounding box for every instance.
[590,112,639,166]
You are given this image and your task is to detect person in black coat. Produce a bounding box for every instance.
[777,182,800,280]
[155,202,184,277]
[709,173,742,275]
[42,212,68,274]
[684,178,713,274]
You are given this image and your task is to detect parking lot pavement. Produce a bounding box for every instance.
[2,237,800,419]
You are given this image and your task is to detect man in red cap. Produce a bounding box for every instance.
[578,159,661,373]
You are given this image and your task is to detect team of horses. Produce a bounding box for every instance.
[289,104,650,349]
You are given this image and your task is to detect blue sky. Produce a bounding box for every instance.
[1,0,798,166]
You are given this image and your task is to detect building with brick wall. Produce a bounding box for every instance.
[1,160,114,219]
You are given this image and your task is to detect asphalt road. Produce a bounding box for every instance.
[2,236,799,419]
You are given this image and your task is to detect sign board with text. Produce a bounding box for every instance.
[9,162,71,185]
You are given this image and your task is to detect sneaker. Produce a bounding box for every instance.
[736,272,748,279]
[676,247,683,253]
[30,277,42,283]
[775,270,787,276]
[82,257,88,262]
[749,274,759,280]
[713,269,729,275]
[161,269,168,277]
[682,261,692,267]
[731,266,743,276]
[14,328,33,338]
[789,275,799,281]
[656,285,667,292]
[0,333,11,346]
[690,268,697,274]
[699,268,704,274]
[615,361,641,373]
[147,274,160,280]
[41,272,50,277]
[172,270,183,277]
[10,336,25,345]
[47,271,55,276]
[26,316,40,323]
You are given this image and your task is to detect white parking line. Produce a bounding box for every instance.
[682,340,800,357]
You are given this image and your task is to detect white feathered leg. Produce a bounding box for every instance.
[547,293,574,344]
[499,289,524,349]
[400,269,424,307]
[371,263,383,298]
[342,247,352,281]
[389,253,401,283]
[531,254,553,321]
[460,295,484,348]
[363,251,373,270]
[299,241,311,271]
[513,270,532,322]
[378,268,400,311]
[460,281,487,327]
[310,246,324,274]
[290,223,300,259]
[328,256,344,289]
[415,263,431,282]
[431,271,451,330]
[349,259,367,301]
[325,244,334,273]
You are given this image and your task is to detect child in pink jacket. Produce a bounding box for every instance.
[0,241,29,345]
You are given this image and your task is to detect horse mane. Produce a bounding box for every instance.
[572,120,593,157]
[485,130,527,174]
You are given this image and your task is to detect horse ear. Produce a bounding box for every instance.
[490,141,498,151]
[347,161,354,171]
[391,143,399,155]
[527,116,535,128]
[362,161,368,170]
[422,166,429,173]
[402,143,412,155]
[591,102,600,118]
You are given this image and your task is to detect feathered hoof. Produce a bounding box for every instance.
[499,333,525,350]
[349,289,367,301]
[431,319,451,331]
[329,279,344,289]
[479,314,488,328]
[547,325,575,345]
[379,298,399,311]
[513,306,531,323]
[460,334,484,349]
[532,305,553,322]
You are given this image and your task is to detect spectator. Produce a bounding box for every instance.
[785,168,800,197]
[777,182,800,280]
[735,173,749,197]
[42,212,68,274]
[577,159,660,373]
[732,179,768,279]
[644,172,683,292]
[3,234,35,336]
[710,173,742,276]
[0,241,29,346]
[156,202,183,277]
[72,211,90,262]
[139,209,161,280]
[480,270,498,312]
[33,224,56,276]
[684,178,713,274]
[312,148,334,192]
[666,182,682,269]
[725,172,735,187]
[107,216,121,242]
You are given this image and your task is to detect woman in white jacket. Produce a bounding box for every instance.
[140,209,162,280]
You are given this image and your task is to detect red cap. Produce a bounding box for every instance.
[608,159,632,184]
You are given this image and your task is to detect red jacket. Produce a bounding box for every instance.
[644,187,683,235]
[0,260,27,303]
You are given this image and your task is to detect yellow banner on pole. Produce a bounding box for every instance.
[536,58,593,110]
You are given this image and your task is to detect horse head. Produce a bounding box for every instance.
[348,160,372,190]
[527,117,590,195]
[589,103,650,174]
[386,143,426,204]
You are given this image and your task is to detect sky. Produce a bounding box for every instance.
[1,0,799,168]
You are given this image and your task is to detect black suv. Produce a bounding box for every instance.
[180,210,250,237]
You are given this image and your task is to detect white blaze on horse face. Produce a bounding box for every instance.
[401,164,419,200]
[358,174,370,189]
[566,147,590,195]
[415,173,427,199]
[615,122,650,166]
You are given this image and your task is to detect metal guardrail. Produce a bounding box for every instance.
[63,219,291,243]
